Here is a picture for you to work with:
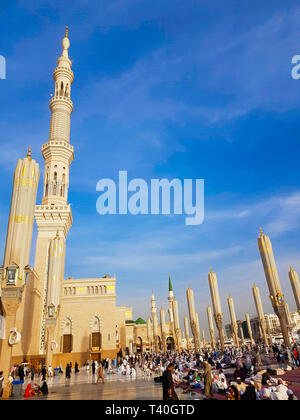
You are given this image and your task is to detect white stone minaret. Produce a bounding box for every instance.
[34,28,75,354]
[151,292,159,352]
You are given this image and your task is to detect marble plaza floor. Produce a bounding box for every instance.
[10,371,205,401]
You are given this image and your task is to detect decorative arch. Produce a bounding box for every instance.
[166,336,175,351]
[89,315,103,332]
[61,316,74,353]
[89,315,103,351]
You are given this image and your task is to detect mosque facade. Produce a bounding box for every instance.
[0,30,180,371]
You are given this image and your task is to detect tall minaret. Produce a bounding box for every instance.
[34,28,75,356]
[160,308,167,353]
[151,292,159,353]
[168,274,176,348]
[257,229,291,347]
[288,266,300,313]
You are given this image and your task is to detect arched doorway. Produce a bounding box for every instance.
[62,317,73,353]
[166,336,175,351]
[89,315,102,362]
[136,337,143,353]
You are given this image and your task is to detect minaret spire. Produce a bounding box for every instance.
[168,273,173,292]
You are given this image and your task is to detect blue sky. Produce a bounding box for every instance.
[1,0,300,333]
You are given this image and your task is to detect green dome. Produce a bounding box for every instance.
[135,317,146,325]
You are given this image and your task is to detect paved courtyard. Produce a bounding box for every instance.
[9,364,300,400]
[10,371,204,401]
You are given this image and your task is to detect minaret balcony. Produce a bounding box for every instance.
[42,141,74,164]
[50,96,73,113]
[53,66,74,83]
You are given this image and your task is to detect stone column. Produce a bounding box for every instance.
[289,267,300,313]
[208,268,225,352]
[227,295,239,348]
[184,316,191,350]
[146,318,153,353]
[207,305,216,349]
[45,319,57,368]
[252,283,269,346]
[258,229,291,347]
[186,288,201,352]
[238,321,245,346]
[245,313,255,345]
[195,312,201,348]
[202,330,206,347]
[0,288,23,399]
[173,299,182,352]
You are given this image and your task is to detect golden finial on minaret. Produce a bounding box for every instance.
[65,26,69,38]
[27,146,32,158]
[259,227,263,236]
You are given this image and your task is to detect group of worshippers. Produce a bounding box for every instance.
[145,344,299,401]
[225,374,297,400]
[117,360,137,378]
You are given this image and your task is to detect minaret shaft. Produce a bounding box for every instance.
[34,29,75,355]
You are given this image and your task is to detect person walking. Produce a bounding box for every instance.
[203,361,214,399]
[30,366,35,382]
[18,365,25,382]
[96,361,105,384]
[65,363,71,379]
[75,362,80,374]
[162,363,178,400]
[92,360,96,375]
[41,365,47,381]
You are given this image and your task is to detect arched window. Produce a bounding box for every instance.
[53,172,57,195]
[45,173,49,196]
[59,82,64,96]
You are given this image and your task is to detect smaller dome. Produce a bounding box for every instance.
[135,317,146,325]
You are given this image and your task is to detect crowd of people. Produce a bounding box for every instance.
[3,340,299,400]
[148,342,299,400]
